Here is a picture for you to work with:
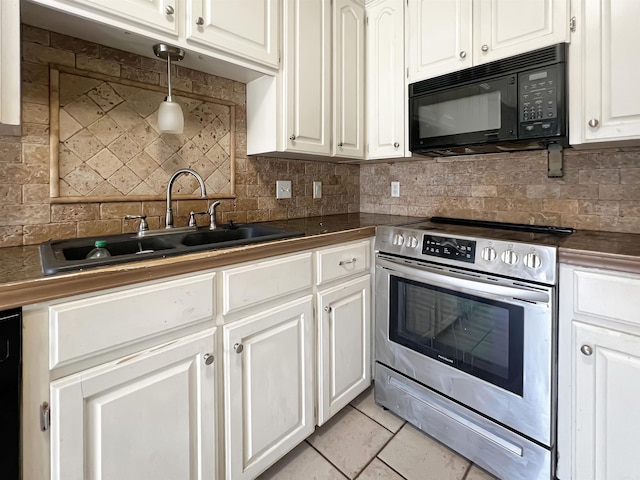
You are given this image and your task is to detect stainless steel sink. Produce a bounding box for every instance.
[39,224,305,275]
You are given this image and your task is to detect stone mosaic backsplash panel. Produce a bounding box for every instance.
[55,70,233,199]
[360,147,640,233]
[0,26,359,247]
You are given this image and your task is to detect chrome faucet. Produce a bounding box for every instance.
[165,168,207,228]
[208,201,221,230]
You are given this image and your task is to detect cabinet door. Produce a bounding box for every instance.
[474,0,569,64]
[283,0,331,155]
[333,0,365,159]
[188,0,279,68]
[40,0,179,37]
[571,0,640,144]
[317,275,371,425]
[366,0,405,159]
[573,321,640,480]
[407,0,472,82]
[223,296,314,480]
[50,329,217,480]
[0,0,20,135]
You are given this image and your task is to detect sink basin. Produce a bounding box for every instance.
[181,225,302,247]
[39,223,305,275]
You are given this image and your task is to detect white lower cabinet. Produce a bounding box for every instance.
[317,275,371,425]
[223,296,315,480]
[558,264,640,480]
[50,328,218,480]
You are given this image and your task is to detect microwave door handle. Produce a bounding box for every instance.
[376,259,550,304]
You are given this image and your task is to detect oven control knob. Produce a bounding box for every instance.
[407,235,419,248]
[501,249,519,265]
[481,246,497,262]
[524,252,542,269]
[393,234,405,246]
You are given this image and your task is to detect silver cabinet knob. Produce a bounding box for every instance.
[459,51,467,58]
[588,118,599,128]
[481,44,489,52]
[324,306,332,313]
[165,5,175,15]
[196,16,205,26]
[580,345,593,356]
[289,134,296,141]
[393,142,400,149]
[203,353,214,365]
[233,343,243,354]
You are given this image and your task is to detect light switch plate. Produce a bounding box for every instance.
[313,181,322,199]
[276,180,292,199]
[391,181,400,197]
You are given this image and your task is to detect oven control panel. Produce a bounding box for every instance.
[422,235,476,263]
[375,224,558,285]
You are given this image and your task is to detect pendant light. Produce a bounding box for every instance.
[153,43,185,134]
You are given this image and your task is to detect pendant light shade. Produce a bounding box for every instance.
[153,43,185,134]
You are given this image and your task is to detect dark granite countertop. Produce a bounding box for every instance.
[0,213,424,310]
[2,212,640,311]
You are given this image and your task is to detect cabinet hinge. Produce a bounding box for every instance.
[366,16,368,26]
[40,401,50,432]
[406,67,409,79]
[570,16,576,33]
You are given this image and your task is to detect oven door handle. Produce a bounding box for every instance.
[376,258,550,304]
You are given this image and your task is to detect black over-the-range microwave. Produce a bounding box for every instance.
[409,43,568,156]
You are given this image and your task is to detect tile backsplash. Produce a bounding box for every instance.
[0,26,359,247]
[2,27,640,249]
[360,148,640,233]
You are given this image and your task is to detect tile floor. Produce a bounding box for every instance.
[258,386,499,480]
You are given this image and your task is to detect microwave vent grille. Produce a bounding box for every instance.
[411,43,567,96]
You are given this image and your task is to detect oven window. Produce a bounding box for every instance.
[389,276,524,396]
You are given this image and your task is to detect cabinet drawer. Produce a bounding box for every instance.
[222,252,312,315]
[573,269,640,327]
[49,273,215,369]
[315,240,371,286]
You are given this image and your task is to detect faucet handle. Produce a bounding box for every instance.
[125,214,149,233]
[188,211,208,227]
[208,201,222,230]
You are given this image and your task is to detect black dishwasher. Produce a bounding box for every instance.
[0,308,21,480]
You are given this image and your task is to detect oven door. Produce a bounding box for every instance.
[375,255,555,447]
[409,74,518,151]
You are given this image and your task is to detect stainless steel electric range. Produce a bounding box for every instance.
[375,217,572,480]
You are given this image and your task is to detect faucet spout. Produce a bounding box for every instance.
[165,168,207,228]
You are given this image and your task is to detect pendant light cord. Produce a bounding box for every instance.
[166,54,173,102]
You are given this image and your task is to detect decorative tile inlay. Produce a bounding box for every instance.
[51,68,235,202]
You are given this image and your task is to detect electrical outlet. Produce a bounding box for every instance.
[391,181,400,197]
[313,181,322,199]
[276,180,292,199]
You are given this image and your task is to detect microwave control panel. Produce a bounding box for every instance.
[519,64,563,138]
[422,235,476,263]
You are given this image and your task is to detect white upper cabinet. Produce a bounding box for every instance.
[0,0,20,136]
[29,0,180,37]
[407,0,569,82]
[569,0,640,146]
[187,0,279,68]
[474,0,569,64]
[407,0,472,82]
[247,0,364,160]
[283,0,331,155]
[366,0,405,159]
[333,0,366,159]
